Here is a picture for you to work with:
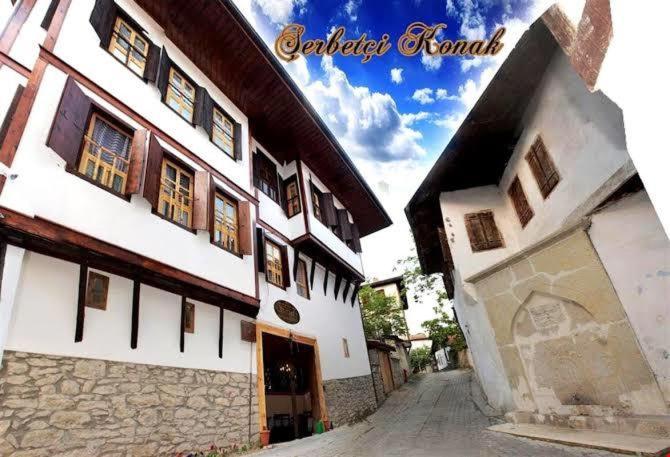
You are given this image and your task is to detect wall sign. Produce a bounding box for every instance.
[274,300,300,325]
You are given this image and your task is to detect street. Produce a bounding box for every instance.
[252,370,626,457]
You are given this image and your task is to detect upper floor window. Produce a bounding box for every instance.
[265,240,283,287]
[212,108,235,158]
[284,178,301,218]
[464,210,503,252]
[253,152,278,202]
[159,159,193,228]
[508,176,534,227]
[109,17,148,77]
[311,184,323,222]
[214,193,239,254]
[166,68,196,122]
[296,259,310,299]
[78,113,131,194]
[526,136,560,199]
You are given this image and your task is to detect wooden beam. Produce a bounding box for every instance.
[179,296,186,353]
[0,0,37,54]
[309,258,316,289]
[323,269,329,295]
[333,274,342,300]
[341,280,350,303]
[218,306,224,359]
[130,280,140,349]
[292,248,299,281]
[74,263,87,342]
[351,282,360,307]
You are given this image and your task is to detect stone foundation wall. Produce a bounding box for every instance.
[323,374,376,427]
[367,349,386,405]
[0,351,259,456]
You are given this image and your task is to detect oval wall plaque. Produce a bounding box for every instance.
[274,300,300,324]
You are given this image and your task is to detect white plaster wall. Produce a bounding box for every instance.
[0,246,25,363]
[52,0,252,193]
[410,339,432,351]
[375,283,401,304]
[0,1,16,33]
[0,67,256,297]
[6,252,256,373]
[589,191,670,403]
[255,238,369,381]
[8,0,49,68]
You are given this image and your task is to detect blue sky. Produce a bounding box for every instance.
[232,0,549,290]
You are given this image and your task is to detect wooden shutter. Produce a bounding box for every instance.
[437,226,453,267]
[202,95,215,139]
[193,87,207,128]
[142,133,163,208]
[321,193,338,226]
[256,227,266,273]
[526,136,560,198]
[144,43,161,82]
[233,122,242,161]
[47,77,91,169]
[193,170,210,231]
[280,246,290,288]
[41,0,59,30]
[126,128,148,195]
[465,211,503,252]
[351,223,362,253]
[208,175,216,236]
[278,175,286,214]
[508,176,534,227]
[156,48,171,99]
[238,201,252,255]
[89,0,116,47]
[337,210,352,240]
[0,85,24,147]
[252,152,261,188]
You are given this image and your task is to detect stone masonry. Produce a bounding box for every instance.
[323,375,376,427]
[366,349,386,405]
[0,351,259,456]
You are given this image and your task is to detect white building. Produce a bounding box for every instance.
[407,0,670,439]
[0,0,391,454]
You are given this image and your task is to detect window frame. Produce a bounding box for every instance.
[264,238,284,289]
[508,176,534,228]
[156,156,195,230]
[107,15,149,79]
[342,338,350,358]
[310,183,323,223]
[164,66,196,123]
[211,106,236,159]
[254,152,279,203]
[464,210,504,252]
[296,259,310,299]
[525,135,560,199]
[284,175,302,219]
[212,190,241,257]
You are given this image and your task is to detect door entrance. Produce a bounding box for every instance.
[256,323,329,444]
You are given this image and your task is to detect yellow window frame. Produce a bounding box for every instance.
[108,16,148,77]
[158,158,194,228]
[265,240,283,287]
[212,107,235,158]
[166,67,195,122]
[296,259,310,299]
[78,113,131,194]
[286,180,300,217]
[312,190,322,220]
[214,193,239,254]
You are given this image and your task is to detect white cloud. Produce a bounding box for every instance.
[460,57,483,72]
[344,0,361,21]
[401,111,432,126]
[436,88,457,101]
[412,88,435,105]
[421,49,442,72]
[252,0,306,25]
[390,68,404,84]
[432,112,464,130]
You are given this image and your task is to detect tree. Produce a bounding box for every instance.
[358,285,407,339]
[409,347,432,372]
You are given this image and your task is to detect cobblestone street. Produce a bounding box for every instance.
[253,370,626,457]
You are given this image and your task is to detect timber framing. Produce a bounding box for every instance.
[0,206,260,317]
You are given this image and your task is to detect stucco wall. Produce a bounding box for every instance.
[589,191,670,405]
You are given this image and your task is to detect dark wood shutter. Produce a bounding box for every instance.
[437,227,453,267]
[526,136,560,198]
[89,0,116,47]
[321,193,338,226]
[280,246,290,288]
[126,128,148,195]
[144,43,160,82]
[193,87,207,127]
[337,210,352,240]
[41,0,59,30]
[238,201,252,255]
[464,211,503,252]
[350,223,362,252]
[278,174,286,214]
[233,122,242,161]
[193,170,210,231]
[508,176,534,227]
[252,152,261,188]
[142,133,163,208]
[256,227,266,273]
[201,95,215,139]
[208,175,216,236]
[47,77,91,169]
[156,48,171,99]
[0,85,24,147]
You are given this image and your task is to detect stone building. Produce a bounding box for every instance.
[0,0,390,454]
[406,0,670,441]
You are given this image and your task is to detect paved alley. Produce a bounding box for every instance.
[252,370,626,457]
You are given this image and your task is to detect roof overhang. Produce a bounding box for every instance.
[292,233,365,284]
[366,339,395,352]
[405,18,558,279]
[134,0,391,237]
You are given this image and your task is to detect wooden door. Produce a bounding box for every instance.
[379,352,394,394]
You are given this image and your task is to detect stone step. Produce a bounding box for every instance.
[489,423,670,456]
[505,410,670,439]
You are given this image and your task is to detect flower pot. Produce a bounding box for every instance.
[260,429,271,447]
[324,420,331,431]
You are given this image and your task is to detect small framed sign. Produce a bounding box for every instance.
[274,300,300,325]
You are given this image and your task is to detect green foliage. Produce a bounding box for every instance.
[409,347,432,371]
[358,285,407,339]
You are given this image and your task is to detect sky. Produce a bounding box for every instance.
[231,0,554,333]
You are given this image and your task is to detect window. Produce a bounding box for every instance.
[285,179,301,218]
[78,113,131,194]
[166,68,195,122]
[265,240,283,287]
[508,176,534,227]
[108,17,148,77]
[342,338,350,358]
[214,193,239,254]
[158,159,193,227]
[85,271,109,310]
[254,153,279,202]
[464,210,504,252]
[311,185,322,222]
[212,107,235,158]
[296,259,310,299]
[526,136,560,198]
